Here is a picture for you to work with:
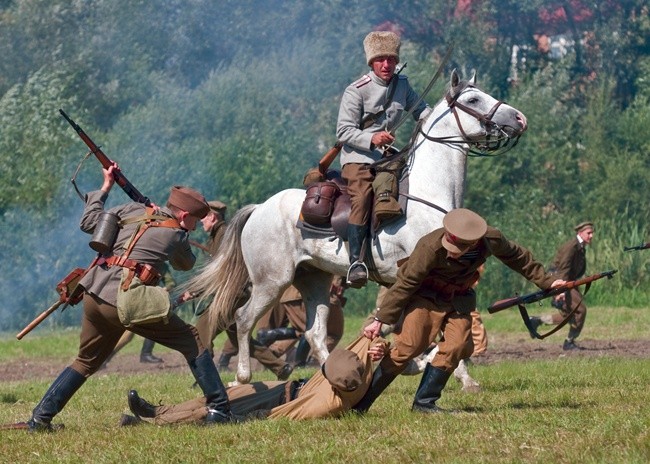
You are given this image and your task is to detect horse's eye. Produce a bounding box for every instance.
[467,97,479,104]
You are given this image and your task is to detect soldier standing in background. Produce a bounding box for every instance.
[194,201,293,380]
[530,221,595,350]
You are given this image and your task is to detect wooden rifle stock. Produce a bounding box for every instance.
[59,109,151,206]
[16,300,66,340]
[487,270,618,314]
[318,142,343,175]
[16,267,87,340]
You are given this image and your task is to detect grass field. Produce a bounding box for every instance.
[1,308,649,464]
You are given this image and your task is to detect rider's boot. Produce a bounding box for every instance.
[346,223,368,288]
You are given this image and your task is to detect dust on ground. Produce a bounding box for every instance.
[2,338,649,383]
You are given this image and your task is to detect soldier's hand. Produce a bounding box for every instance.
[363,320,382,340]
[371,131,395,148]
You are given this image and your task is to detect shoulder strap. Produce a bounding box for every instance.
[120,206,181,259]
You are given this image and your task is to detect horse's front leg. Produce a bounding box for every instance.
[304,303,330,365]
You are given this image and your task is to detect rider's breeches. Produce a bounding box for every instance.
[342,163,374,226]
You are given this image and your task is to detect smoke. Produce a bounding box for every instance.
[0,1,381,334]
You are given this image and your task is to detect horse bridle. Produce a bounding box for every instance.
[417,81,520,157]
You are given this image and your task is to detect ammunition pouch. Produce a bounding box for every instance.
[103,255,161,290]
[116,268,170,327]
[300,181,340,225]
[372,171,398,200]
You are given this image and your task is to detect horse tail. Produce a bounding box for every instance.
[185,204,257,334]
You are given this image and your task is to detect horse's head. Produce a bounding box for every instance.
[439,69,527,156]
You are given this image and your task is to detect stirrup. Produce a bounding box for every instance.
[346,261,368,288]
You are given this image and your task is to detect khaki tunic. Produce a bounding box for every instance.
[546,236,588,337]
[148,336,386,424]
[376,226,555,374]
[71,191,205,377]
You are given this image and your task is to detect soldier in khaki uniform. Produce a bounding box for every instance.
[193,201,293,380]
[355,208,565,413]
[530,221,594,350]
[123,336,388,425]
[23,164,233,431]
[337,31,431,287]
[256,276,346,367]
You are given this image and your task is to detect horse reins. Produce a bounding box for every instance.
[417,81,520,157]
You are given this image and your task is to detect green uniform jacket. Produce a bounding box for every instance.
[376,226,557,325]
[78,190,195,307]
[550,237,586,281]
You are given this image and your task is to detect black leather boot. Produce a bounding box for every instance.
[257,327,297,347]
[411,364,452,413]
[128,390,157,418]
[346,224,368,288]
[189,350,233,424]
[292,336,311,368]
[28,367,86,431]
[140,339,163,363]
[352,365,398,414]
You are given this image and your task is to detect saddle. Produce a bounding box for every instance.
[298,170,350,239]
[297,167,409,241]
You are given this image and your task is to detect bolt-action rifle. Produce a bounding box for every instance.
[16,111,151,340]
[623,243,650,252]
[487,270,617,339]
[59,109,151,206]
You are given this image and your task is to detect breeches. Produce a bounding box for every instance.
[342,163,374,226]
[556,288,587,337]
[470,310,488,356]
[152,381,288,425]
[379,295,473,375]
[71,293,204,377]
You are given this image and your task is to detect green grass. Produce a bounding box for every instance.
[1,311,649,463]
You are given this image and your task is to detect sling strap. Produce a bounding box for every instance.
[105,207,182,290]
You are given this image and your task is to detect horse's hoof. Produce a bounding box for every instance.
[461,384,481,394]
[227,380,241,388]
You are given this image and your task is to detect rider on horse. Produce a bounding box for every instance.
[336,31,431,288]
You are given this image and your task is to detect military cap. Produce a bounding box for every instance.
[321,349,364,392]
[166,186,210,219]
[363,31,400,66]
[574,221,594,233]
[441,208,488,254]
[208,200,228,214]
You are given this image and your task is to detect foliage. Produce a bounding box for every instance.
[1,0,650,331]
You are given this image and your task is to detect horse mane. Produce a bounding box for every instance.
[184,204,257,332]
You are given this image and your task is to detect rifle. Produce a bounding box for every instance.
[487,270,618,339]
[59,109,151,206]
[623,243,650,252]
[318,142,343,175]
[16,267,87,340]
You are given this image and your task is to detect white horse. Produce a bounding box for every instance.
[188,70,528,385]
